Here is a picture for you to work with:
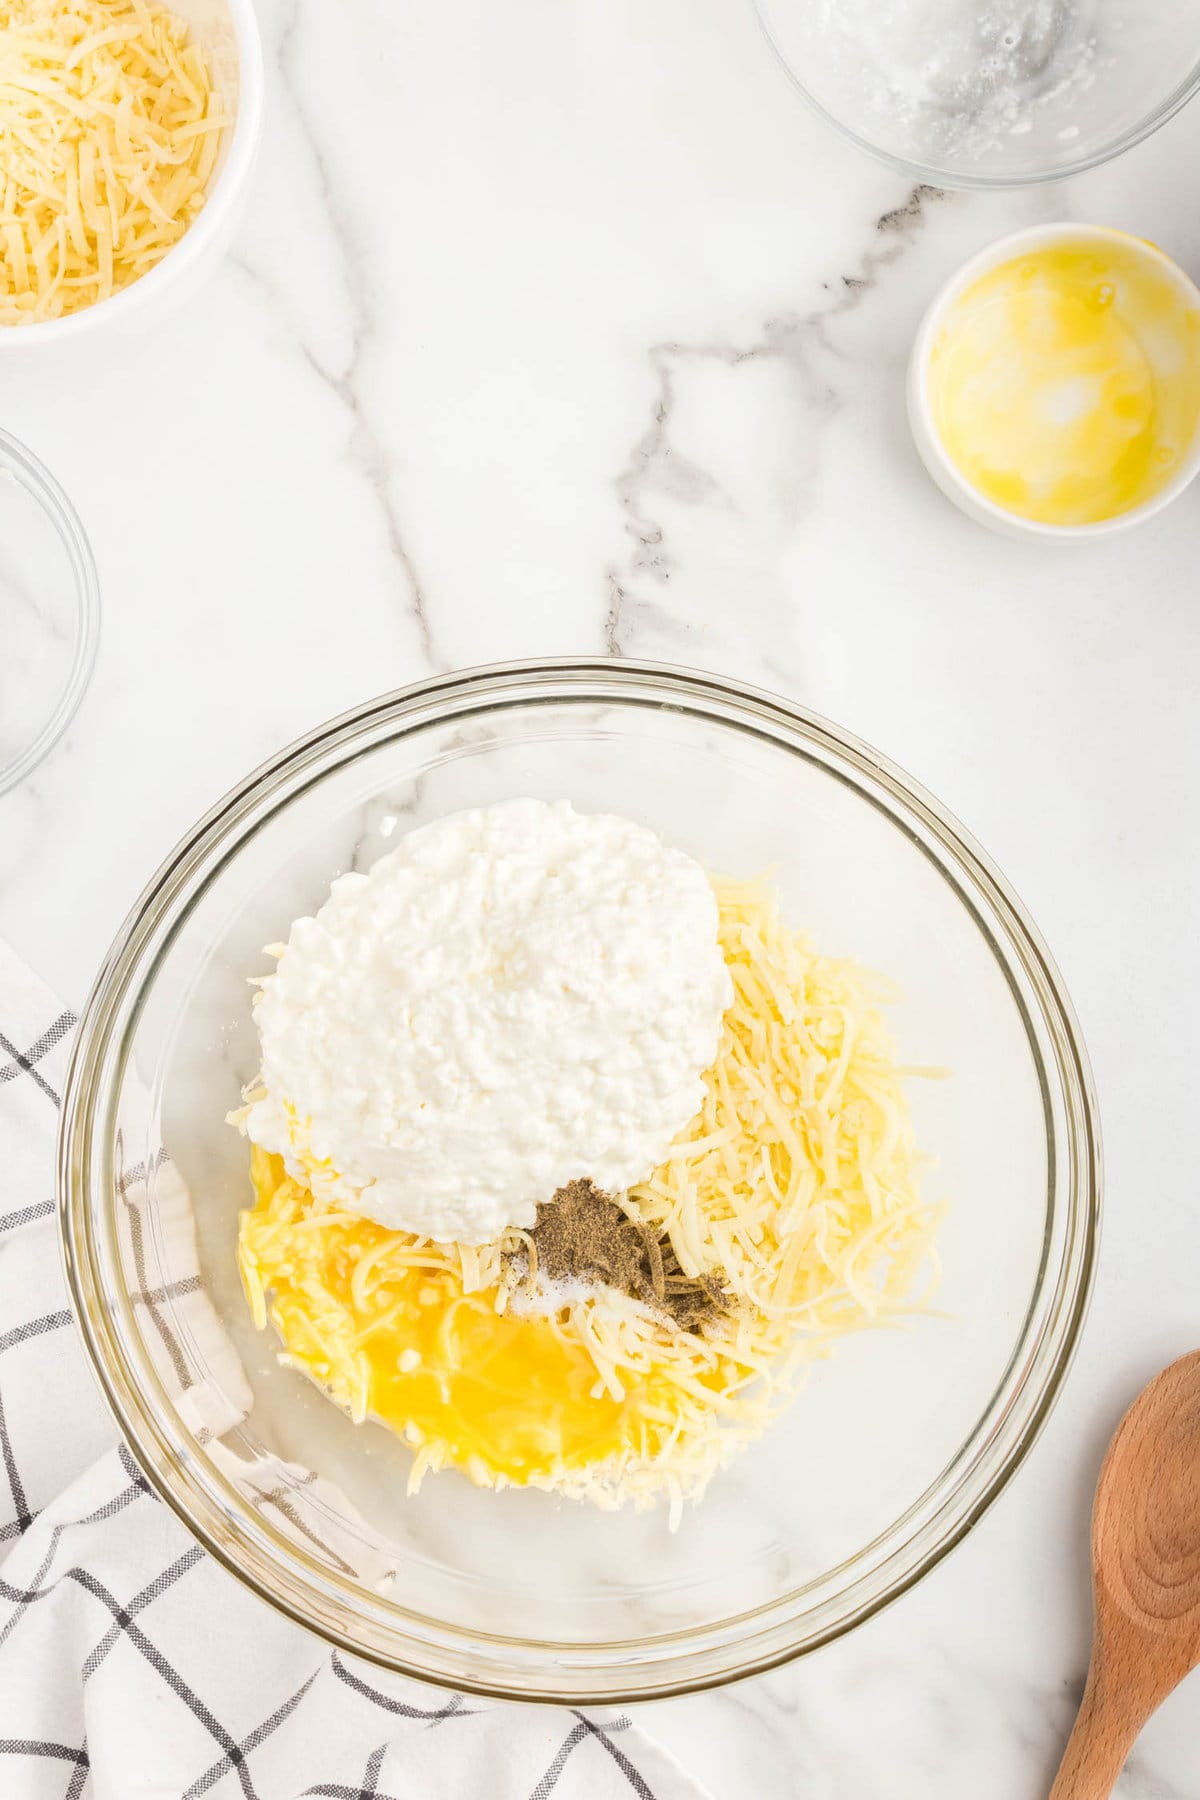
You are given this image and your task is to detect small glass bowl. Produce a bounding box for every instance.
[0,428,100,795]
[59,662,1100,1702]
[754,0,1200,189]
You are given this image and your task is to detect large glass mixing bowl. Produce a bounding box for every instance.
[59,662,1099,1701]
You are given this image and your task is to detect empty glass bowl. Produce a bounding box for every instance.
[59,662,1099,1700]
[0,428,100,795]
[754,0,1200,188]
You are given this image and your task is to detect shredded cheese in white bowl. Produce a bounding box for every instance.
[0,0,262,343]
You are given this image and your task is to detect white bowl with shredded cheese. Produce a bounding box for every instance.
[0,0,263,347]
[60,662,1101,1702]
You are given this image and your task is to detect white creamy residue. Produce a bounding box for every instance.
[809,0,1101,162]
[243,799,731,1245]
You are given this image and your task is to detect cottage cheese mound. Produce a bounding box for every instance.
[243,800,731,1244]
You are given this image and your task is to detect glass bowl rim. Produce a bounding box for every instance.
[57,658,1102,1702]
[752,0,1200,191]
[0,426,101,796]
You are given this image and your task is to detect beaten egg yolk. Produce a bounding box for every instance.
[238,1150,729,1487]
[927,240,1200,526]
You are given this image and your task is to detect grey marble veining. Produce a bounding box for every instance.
[605,181,950,683]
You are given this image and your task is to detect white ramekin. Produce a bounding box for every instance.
[0,0,263,354]
[907,223,1200,541]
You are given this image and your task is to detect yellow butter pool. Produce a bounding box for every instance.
[927,238,1200,526]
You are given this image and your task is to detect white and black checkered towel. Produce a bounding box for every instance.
[0,941,712,1800]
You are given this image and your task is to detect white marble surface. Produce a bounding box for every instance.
[2,2,1200,1794]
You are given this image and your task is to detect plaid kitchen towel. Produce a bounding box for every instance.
[0,940,712,1800]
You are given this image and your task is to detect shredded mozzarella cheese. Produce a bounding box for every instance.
[0,0,227,324]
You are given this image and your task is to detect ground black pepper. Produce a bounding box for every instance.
[520,1178,726,1334]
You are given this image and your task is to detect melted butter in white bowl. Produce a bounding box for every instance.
[909,225,1200,537]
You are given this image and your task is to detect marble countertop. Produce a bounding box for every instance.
[3,3,1200,1794]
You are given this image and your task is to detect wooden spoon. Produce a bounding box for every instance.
[1050,1351,1200,1798]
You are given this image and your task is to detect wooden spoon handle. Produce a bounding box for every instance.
[1048,1662,1148,1800]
